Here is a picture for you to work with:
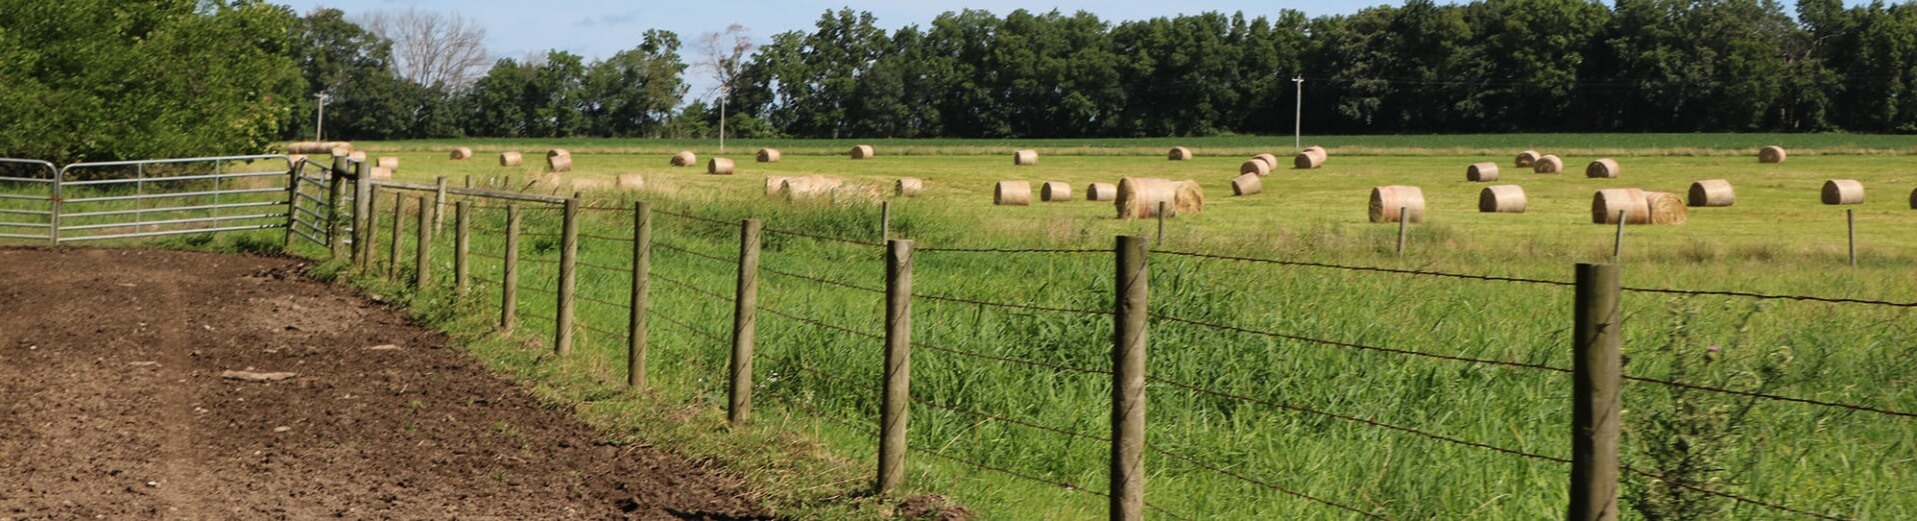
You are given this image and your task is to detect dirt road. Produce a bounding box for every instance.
[0,247,771,520]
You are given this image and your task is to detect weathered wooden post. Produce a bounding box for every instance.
[728,219,763,426]
[361,185,381,272]
[1569,263,1622,521]
[501,204,521,331]
[1111,235,1148,521]
[876,238,915,495]
[414,195,433,291]
[353,161,372,266]
[555,198,580,355]
[433,176,449,233]
[455,200,471,295]
[628,201,653,389]
[386,193,404,279]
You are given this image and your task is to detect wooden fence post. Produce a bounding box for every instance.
[281,161,300,249]
[728,219,763,426]
[877,238,915,495]
[387,193,404,279]
[352,161,372,266]
[455,200,470,295]
[1847,209,1857,267]
[880,200,891,243]
[1569,263,1622,521]
[1396,205,1409,256]
[1111,235,1149,521]
[555,198,580,356]
[433,176,449,233]
[628,201,653,389]
[502,204,521,331]
[414,195,433,292]
[360,185,380,272]
[327,164,348,258]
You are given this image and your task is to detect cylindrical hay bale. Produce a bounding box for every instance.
[1368,186,1426,223]
[1645,192,1689,225]
[670,151,697,167]
[1087,182,1118,201]
[1240,159,1272,176]
[851,145,876,159]
[1014,150,1039,166]
[1586,158,1620,179]
[757,148,781,163]
[1466,162,1500,182]
[781,175,844,199]
[895,178,924,197]
[1822,179,1864,205]
[1478,185,1526,213]
[616,174,645,190]
[1759,145,1787,164]
[330,145,353,157]
[570,177,613,191]
[1516,150,1540,167]
[994,181,1031,206]
[1687,180,1735,207]
[1168,147,1193,161]
[1040,181,1071,201]
[348,151,368,163]
[708,158,735,175]
[1253,153,1279,169]
[765,177,789,197]
[369,166,393,180]
[1532,155,1564,174]
[286,141,353,154]
[1231,173,1263,196]
[499,152,523,167]
[1174,180,1205,215]
[831,184,884,205]
[547,149,570,160]
[1293,149,1326,169]
[1302,146,1326,157]
[1115,178,1178,219]
[547,154,572,173]
[1910,187,1917,209]
[449,147,473,160]
[377,156,399,172]
[1592,188,1651,224]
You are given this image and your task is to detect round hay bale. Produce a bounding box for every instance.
[765,177,789,197]
[1040,181,1071,201]
[547,149,571,159]
[757,148,781,163]
[1240,159,1272,176]
[1645,191,1689,225]
[347,151,368,163]
[1478,185,1526,213]
[895,178,924,197]
[1254,153,1279,169]
[1822,179,1864,205]
[1592,188,1651,224]
[570,177,613,191]
[286,141,353,155]
[1303,146,1326,157]
[1231,173,1263,196]
[1087,182,1118,201]
[1174,180,1205,215]
[1115,178,1204,219]
[1687,180,1735,207]
[851,145,876,160]
[377,156,399,172]
[1911,187,1917,209]
[1586,158,1620,179]
[330,145,353,157]
[995,181,1032,206]
[547,154,572,173]
[1532,155,1564,174]
[369,166,393,180]
[449,147,473,160]
[616,174,645,190]
[499,152,523,167]
[1368,186,1426,224]
[781,175,844,199]
[1759,145,1787,164]
[1014,150,1039,166]
[670,151,697,167]
[1293,149,1326,169]
[1168,147,1193,161]
[1516,150,1540,168]
[709,158,735,175]
[831,184,884,206]
[1466,162,1500,182]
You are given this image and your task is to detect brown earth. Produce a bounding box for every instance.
[0,247,773,520]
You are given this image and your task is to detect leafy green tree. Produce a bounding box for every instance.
[583,30,689,137]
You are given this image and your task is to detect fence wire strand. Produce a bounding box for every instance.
[920,246,1108,255]
[759,305,885,342]
[762,266,886,294]
[916,291,1105,316]
[914,398,1110,443]
[652,310,727,344]
[1157,249,1573,287]
[651,273,734,303]
[1622,467,1849,521]
[761,226,883,248]
[1149,444,1390,520]
[914,340,1112,377]
[654,208,732,227]
[655,241,736,265]
[1622,286,1917,308]
[1622,374,1912,419]
[1150,312,1573,374]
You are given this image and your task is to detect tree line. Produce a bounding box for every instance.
[3,0,1914,161]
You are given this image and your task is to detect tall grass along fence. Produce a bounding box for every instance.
[328,160,1908,520]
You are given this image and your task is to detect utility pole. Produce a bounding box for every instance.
[314,92,332,142]
[719,86,728,152]
[1292,76,1304,151]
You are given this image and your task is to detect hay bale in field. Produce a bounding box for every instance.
[1478,185,1526,213]
[708,158,735,175]
[1254,153,1279,169]
[1231,173,1263,196]
[616,174,644,190]
[570,177,613,191]
[1592,188,1651,224]
[1240,159,1272,176]
[781,175,844,198]
[1532,155,1564,174]
[765,176,789,197]
[1822,179,1864,205]
[1759,145,1787,164]
[831,184,884,205]
[1687,179,1735,207]
[377,156,399,172]
[995,180,1031,206]
[895,178,924,197]
[449,147,473,160]
[347,151,368,163]
[851,145,876,159]
[1114,178,1204,219]
[547,149,570,159]
[286,141,352,155]
[1014,150,1039,166]
[1168,147,1193,161]
[547,154,572,173]
[671,151,697,167]
[1294,149,1326,169]
[1516,150,1540,168]
[499,152,523,167]
[331,145,353,157]
[1087,182,1118,201]
[1910,187,1917,209]
[369,166,393,180]
[1368,185,1426,223]
[1586,158,1620,179]
[1645,191,1689,225]
[757,148,781,163]
[1466,162,1499,182]
[1040,181,1071,201]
